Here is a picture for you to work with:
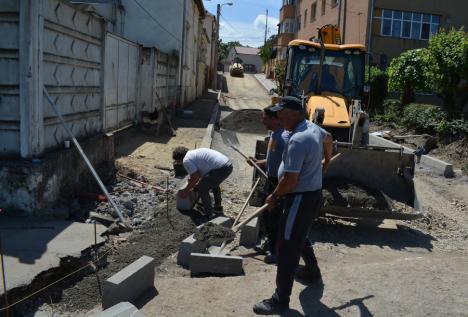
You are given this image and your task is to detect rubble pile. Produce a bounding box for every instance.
[85,175,182,229]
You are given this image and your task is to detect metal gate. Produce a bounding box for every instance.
[103,32,139,132]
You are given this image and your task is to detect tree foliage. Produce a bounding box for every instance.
[428,27,468,115]
[273,60,287,96]
[259,35,277,65]
[218,40,241,61]
[387,48,432,105]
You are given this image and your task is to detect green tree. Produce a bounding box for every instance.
[218,40,241,61]
[259,35,277,65]
[428,27,468,115]
[387,48,432,105]
[274,60,287,96]
[365,65,388,114]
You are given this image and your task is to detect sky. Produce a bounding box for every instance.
[203,0,281,48]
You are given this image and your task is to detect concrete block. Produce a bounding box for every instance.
[208,216,233,228]
[419,155,454,178]
[177,234,208,266]
[208,245,229,256]
[102,256,155,309]
[370,134,454,177]
[195,216,233,229]
[90,211,116,226]
[239,217,259,247]
[190,253,243,275]
[94,302,146,317]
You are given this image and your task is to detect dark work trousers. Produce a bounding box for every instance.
[274,189,322,306]
[197,163,233,216]
[261,176,281,254]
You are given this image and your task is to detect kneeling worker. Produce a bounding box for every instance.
[173,147,233,217]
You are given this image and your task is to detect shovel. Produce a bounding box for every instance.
[217,203,269,255]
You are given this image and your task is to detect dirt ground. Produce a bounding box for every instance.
[29,76,468,316]
[133,75,468,317]
[370,122,468,172]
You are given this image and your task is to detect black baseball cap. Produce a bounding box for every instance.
[270,96,303,112]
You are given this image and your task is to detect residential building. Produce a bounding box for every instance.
[276,0,467,67]
[226,47,262,73]
[369,0,467,66]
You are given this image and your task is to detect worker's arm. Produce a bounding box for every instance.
[179,171,201,198]
[265,172,299,208]
[322,132,333,173]
[247,157,266,168]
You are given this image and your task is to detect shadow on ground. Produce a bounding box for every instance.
[309,219,434,251]
[283,281,374,317]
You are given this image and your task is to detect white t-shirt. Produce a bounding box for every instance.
[183,148,230,176]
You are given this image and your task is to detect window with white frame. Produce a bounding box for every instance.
[281,18,295,34]
[377,9,440,40]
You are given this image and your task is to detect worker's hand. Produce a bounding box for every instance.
[247,156,257,167]
[178,189,191,198]
[265,194,278,210]
[322,158,331,174]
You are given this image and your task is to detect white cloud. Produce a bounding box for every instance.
[253,14,279,31]
[219,14,279,48]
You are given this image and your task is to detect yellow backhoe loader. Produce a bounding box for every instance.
[251,25,422,221]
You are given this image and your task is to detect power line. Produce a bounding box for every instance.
[220,13,237,32]
[132,0,181,43]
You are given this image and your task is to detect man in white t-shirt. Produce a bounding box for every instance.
[173,146,233,217]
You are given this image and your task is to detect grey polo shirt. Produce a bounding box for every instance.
[278,120,328,192]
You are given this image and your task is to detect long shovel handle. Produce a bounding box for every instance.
[229,144,272,184]
[233,204,269,232]
[233,177,261,227]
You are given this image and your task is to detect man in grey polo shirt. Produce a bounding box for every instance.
[253,96,333,315]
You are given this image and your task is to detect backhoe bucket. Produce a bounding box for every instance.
[250,140,422,220]
[323,143,421,220]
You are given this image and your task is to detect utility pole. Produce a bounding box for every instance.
[342,0,347,43]
[213,3,221,90]
[337,0,342,28]
[264,9,268,45]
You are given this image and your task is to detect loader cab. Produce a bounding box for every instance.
[284,41,365,100]
[283,40,366,142]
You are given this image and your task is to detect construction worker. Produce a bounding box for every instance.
[248,104,288,264]
[173,147,233,218]
[253,96,333,315]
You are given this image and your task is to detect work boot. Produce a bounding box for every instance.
[213,205,224,215]
[263,252,277,264]
[295,266,322,285]
[253,297,288,315]
[254,238,270,255]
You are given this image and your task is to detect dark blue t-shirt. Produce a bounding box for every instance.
[266,128,288,177]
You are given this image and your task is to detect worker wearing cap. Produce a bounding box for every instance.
[253,96,333,315]
[248,104,289,264]
[173,147,233,218]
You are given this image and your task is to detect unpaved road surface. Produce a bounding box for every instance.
[138,74,468,316]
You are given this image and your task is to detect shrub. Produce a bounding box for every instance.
[401,103,446,133]
[365,66,388,114]
[373,99,402,123]
[400,103,468,136]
